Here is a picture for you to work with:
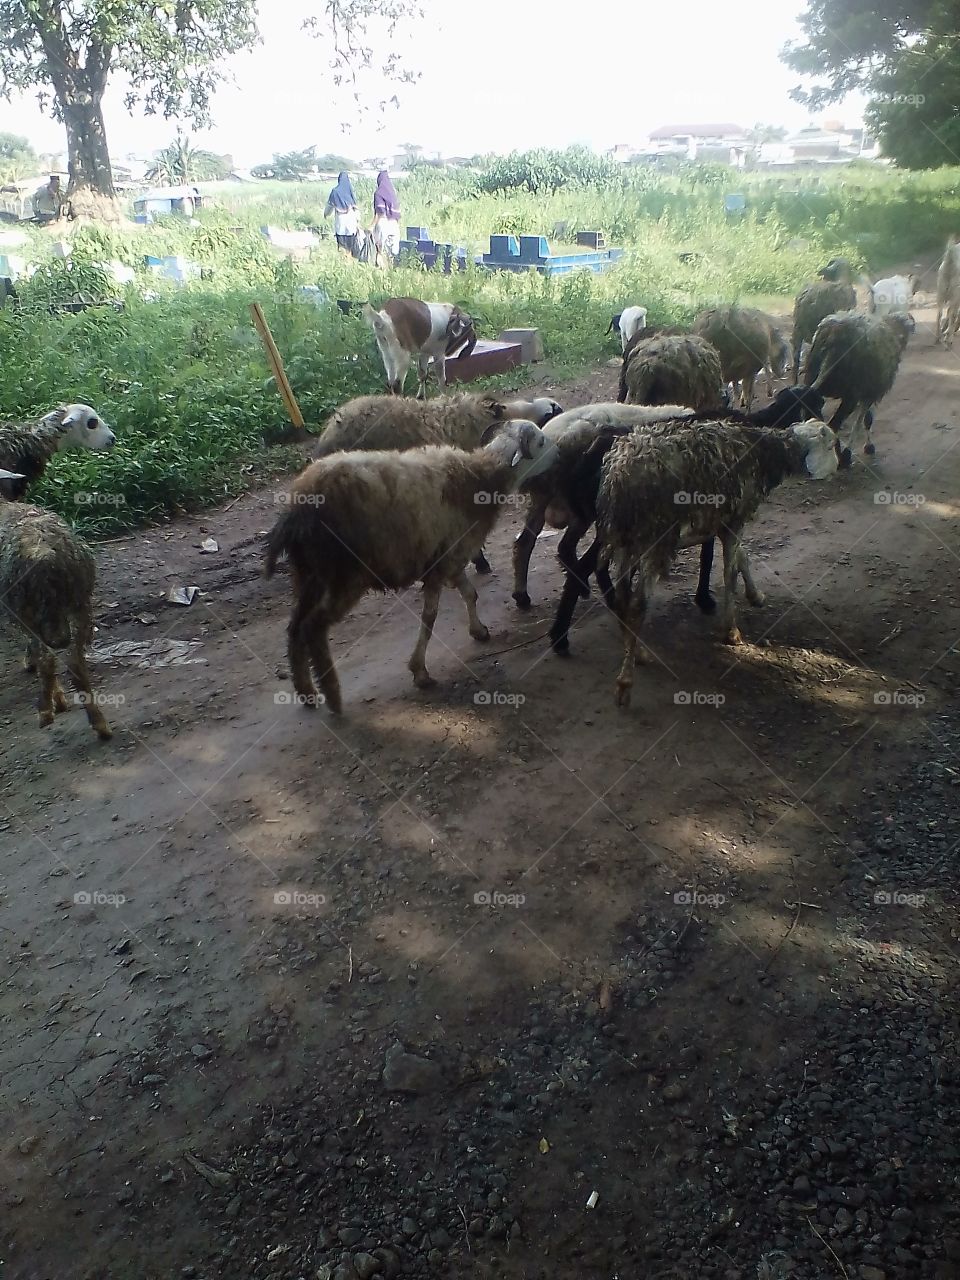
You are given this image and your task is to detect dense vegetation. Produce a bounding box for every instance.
[2,155,956,534]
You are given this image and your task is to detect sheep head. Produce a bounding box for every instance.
[790,420,841,480]
[0,468,27,500]
[884,312,916,349]
[482,419,558,481]
[445,309,478,360]
[42,404,116,453]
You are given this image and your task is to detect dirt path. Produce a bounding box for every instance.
[1,312,958,1280]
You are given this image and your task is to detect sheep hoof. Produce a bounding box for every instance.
[513,591,532,611]
[839,447,853,469]
[695,591,717,614]
[724,628,744,646]
[863,442,876,456]
[473,556,492,576]
[413,672,437,690]
[470,625,490,642]
[96,724,113,741]
[614,683,632,708]
[550,633,570,655]
[38,711,55,729]
[748,593,766,609]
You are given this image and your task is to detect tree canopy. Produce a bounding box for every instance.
[783,0,960,167]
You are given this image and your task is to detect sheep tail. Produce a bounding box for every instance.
[264,509,299,578]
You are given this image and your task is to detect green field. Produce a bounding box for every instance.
[3,157,958,534]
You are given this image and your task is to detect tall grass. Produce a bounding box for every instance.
[2,159,956,533]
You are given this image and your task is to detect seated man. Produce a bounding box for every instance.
[32,174,64,224]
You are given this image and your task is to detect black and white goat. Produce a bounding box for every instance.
[363,298,478,397]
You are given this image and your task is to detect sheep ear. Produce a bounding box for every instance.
[41,407,68,430]
[479,423,501,446]
[510,448,524,468]
[0,468,26,481]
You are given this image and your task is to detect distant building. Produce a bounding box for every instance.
[784,124,880,164]
[646,123,749,166]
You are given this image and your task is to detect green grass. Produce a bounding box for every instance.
[3,157,958,534]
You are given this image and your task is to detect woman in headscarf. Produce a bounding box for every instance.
[324,171,359,255]
[371,170,400,266]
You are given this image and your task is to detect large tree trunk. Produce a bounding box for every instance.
[59,90,123,224]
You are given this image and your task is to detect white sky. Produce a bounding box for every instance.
[0,0,866,165]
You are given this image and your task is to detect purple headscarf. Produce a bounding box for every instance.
[373,170,399,220]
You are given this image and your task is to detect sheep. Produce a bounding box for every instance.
[264,421,558,713]
[313,391,562,576]
[804,311,913,460]
[540,387,829,651]
[606,305,648,353]
[363,298,478,397]
[0,496,112,737]
[567,418,840,706]
[511,402,694,611]
[691,306,791,410]
[312,392,563,458]
[619,334,724,410]
[791,257,858,383]
[0,404,116,498]
[935,237,960,345]
[869,272,919,317]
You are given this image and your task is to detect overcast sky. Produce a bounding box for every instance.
[0,0,866,165]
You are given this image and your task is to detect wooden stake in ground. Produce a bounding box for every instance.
[250,302,307,439]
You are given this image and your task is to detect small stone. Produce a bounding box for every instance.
[339,1227,363,1247]
[17,1136,38,1155]
[190,1044,213,1060]
[401,1216,419,1238]
[487,1214,508,1240]
[792,1176,811,1195]
[224,1195,242,1218]
[382,1042,443,1095]
[859,1268,886,1280]
[352,1253,381,1280]
[662,1083,686,1102]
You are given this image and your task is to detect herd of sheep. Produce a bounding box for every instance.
[0,239,948,734]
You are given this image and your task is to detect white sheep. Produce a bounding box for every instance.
[0,404,115,498]
[935,238,960,345]
[607,306,648,353]
[869,273,919,317]
[265,421,558,712]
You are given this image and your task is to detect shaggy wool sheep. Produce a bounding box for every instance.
[312,391,561,575]
[0,498,112,737]
[804,311,913,459]
[541,387,830,651]
[511,403,693,610]
[312,392,562,458]
[591,419,840,705]
[0,404,115,497]
[619,334,724,410]
[791,258,858,383]
[692,306,791,410]
[265,421,558,712]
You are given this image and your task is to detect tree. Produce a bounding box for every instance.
[0,129,37,180]
[0,1,420,210]
[252,146,320,181]
[746,123,788,144]
[782,0,960,167]
[146,134,232,184]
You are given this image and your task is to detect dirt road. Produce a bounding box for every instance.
[1,314,958,1280]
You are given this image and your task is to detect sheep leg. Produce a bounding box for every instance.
[23,637,39,674]
[67,641,112,739]
[453,570,489,642]
[286,579,321,705]
[415,352,431,399]
[694,538,717,613]
[862,407,876,455]
[740,372,756,413]
[719,531,744,645]
[409,580,443,688]
[549,533,600,654]
[737,546,764,607]
[615,573,647,708]
[512,501,547,609]
[791,337,802,385]
[472,549,492,575]
[557,518,592,595]
[36,650,59,729]
[306,624,342,715]
[829,400,856,468]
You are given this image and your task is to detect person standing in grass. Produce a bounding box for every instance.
[371,169,400,266]
[324,171,360,256]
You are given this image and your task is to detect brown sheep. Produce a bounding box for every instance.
[791,257,858,383]
[618,334,724,410]
[692,305,791,410]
